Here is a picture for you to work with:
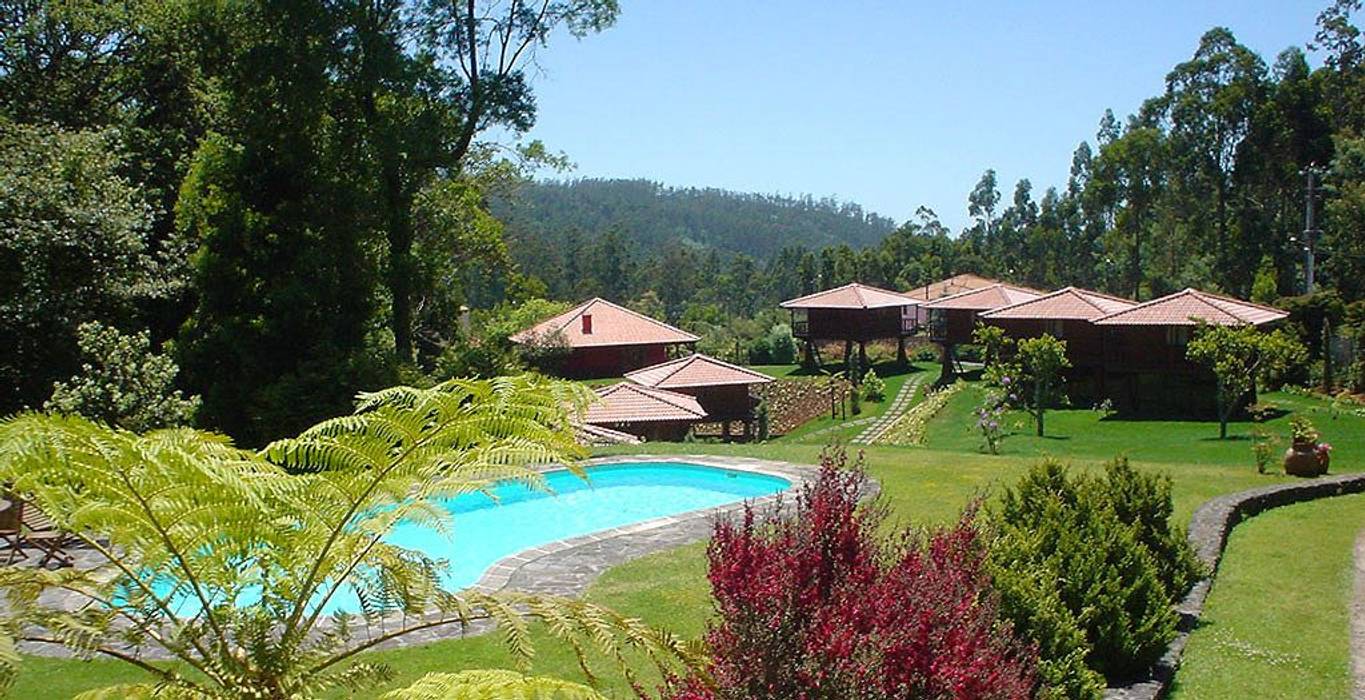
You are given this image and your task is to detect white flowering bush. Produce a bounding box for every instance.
[877,382,964,446]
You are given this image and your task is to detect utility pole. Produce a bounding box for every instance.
[1300,165,1325,294]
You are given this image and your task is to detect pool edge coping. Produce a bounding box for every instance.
[467,455,820,595]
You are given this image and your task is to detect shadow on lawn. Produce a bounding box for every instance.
[788,360,925,379]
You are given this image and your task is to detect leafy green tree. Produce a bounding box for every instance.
[45,322,199,432]
[0,377,700,697]
[1157,28,1266,285]
[628,290,667,320]
[411,178,513,362]
[344,0,621,362]
[1186,324,1308,438]
[0,121,159,412]
[1015,335,1070,437]
[1093,126,1166,298]
[1251,255,1279,303]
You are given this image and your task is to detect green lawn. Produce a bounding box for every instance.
[11,384,1365,698]
[1168,493,1365,699]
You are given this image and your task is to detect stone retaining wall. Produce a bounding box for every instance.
[1105,472,1365,700]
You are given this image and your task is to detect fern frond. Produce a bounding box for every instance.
[383,671,607,700]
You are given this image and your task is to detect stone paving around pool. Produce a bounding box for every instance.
[10,455,826,658]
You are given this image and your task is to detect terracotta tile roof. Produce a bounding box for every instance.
[901,273,1001,301]
[780,282,920,310]
[625,353,775,389]
[920,283,1045,311]
[979,287,1137,320]
[583,382,707,424]
[1093,288,1288,326]
[509,298,700,348]
[574,422,643,446]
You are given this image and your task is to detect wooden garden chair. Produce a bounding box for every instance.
[18,501,75,569]
[0,499,27,565]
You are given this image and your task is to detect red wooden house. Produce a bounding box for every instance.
[1092,288,1289,412]
[625,354,774,439]
[921,283,1046,346]
[510,298,699,378]
[978,287,1137,399]
[779,283,921,368]
[582,382,708,442]
[901,273,1003,327]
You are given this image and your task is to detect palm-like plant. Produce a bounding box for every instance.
[0,375,702,698]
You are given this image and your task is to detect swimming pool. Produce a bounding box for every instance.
[392,461,790,591]
[151,461,789,617]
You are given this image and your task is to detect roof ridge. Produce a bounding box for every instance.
[1093,289,1182,322]
[540,297,598,335]
[631,383,705,415]
[650,353,697,385]
[581,294,704,338]
[1189,288,1285,316]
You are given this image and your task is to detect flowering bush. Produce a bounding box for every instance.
[666,449,1039,700]
[975,388,1008,455]
[878,381,964,446]
[1315,441,1333,466]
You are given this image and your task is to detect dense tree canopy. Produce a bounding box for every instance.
[3,2,1365,442]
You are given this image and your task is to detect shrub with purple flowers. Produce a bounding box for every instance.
[976,387,1009,455]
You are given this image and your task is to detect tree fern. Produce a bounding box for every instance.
[0,375,701,699]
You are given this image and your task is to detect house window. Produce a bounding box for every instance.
[581,314,593,334]
[1166,326,1189,346]
[1047,320,1066,338]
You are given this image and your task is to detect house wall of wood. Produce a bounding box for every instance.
[551,344,674,378]
[673,384,758,421]
[981,318,1107,368]
[928,308,982,346]
[793,307,914,342]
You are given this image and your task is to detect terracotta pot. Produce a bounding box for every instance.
[1284,444,1327,477]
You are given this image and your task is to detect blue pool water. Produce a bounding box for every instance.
[152,461,788,616]
[391,462,789,589]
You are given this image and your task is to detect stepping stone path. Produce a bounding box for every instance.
[851,372,929,445]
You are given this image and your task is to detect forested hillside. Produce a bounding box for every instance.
[493,178,895,260]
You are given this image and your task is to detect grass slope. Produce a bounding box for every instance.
[1169,493,1365,699]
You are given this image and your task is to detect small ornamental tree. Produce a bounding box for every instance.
[973,323,1015,369]
[45,322,200,432]
[667,449,1040,700]
[1015,334,1070,437]
[1186,324,1307,439]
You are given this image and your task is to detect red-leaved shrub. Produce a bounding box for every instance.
[668,449,1039,700]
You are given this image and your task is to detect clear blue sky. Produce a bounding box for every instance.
[518,1,1327,233]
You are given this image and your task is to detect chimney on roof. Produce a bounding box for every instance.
[581,314,593,334]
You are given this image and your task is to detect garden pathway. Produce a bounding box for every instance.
[850,371,929,445]
[1352,528,1365,699]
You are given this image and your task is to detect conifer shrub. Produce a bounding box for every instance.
[986,459,1198,697]
[861,368,887,401]
[667,449,1039,700]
